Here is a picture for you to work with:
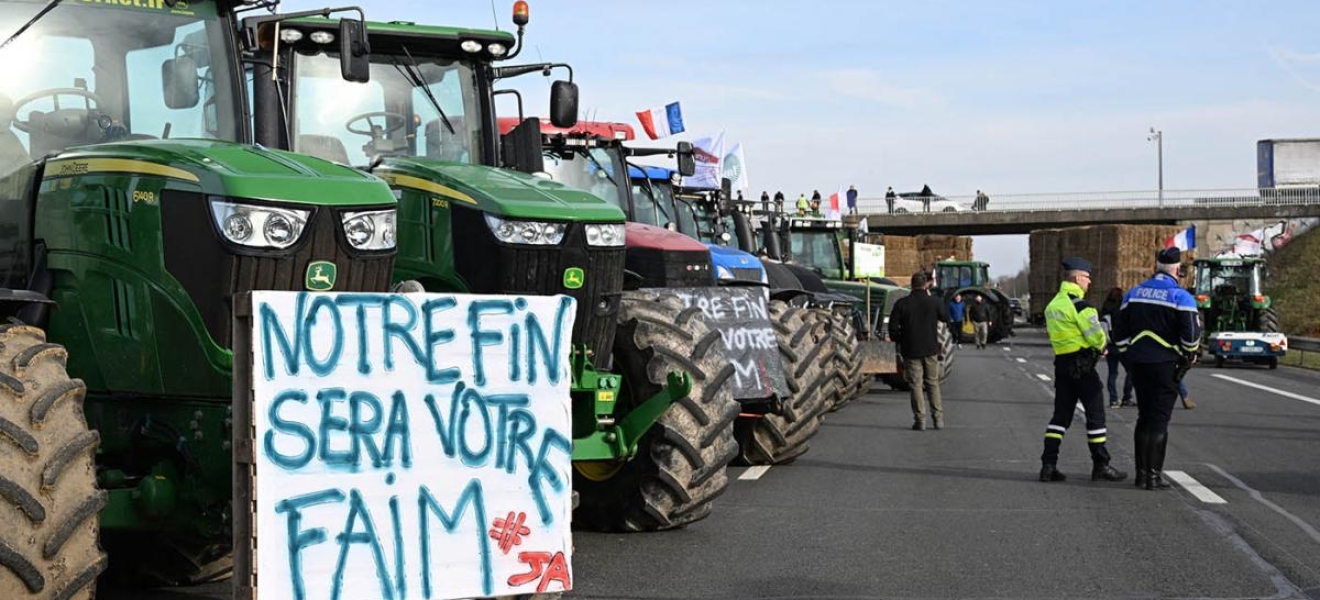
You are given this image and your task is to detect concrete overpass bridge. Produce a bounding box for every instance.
[857,188,1320,235]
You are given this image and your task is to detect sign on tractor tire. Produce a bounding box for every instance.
[669,287,789,399]
[235,291,577,600]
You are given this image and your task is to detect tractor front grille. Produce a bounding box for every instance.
[451,206,624,368]
[626,247,715,289]
[162,192,395,348]
[731,267,764,282]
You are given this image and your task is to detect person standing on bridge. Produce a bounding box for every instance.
[1112,247,1201,490]
[885,186,897,214]
[889,272,950,431]
[1039,258,1127,483]
[796,193,809,216]
[847,185,859,216]
[1100,287,1135,408]
[969,295,993,349]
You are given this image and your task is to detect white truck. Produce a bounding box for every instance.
[1257,138,1320,189]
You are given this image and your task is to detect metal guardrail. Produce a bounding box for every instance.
[1291,336,1320,352]
[855,187,1320,215]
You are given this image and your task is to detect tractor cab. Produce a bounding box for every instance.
[787,217,848,280]
[934,261,992,291]
[1192,258,1284,367]
[1194,258,1266,308]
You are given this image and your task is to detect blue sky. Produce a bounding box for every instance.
[282,0,1320,276]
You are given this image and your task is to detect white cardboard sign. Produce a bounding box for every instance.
[249,291,576,600]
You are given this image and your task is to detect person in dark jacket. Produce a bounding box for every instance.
[948,294,967,348]
[885,186,897,214]
[1100,287,1135,408]
[847,185,859,215]
[889,272,951,431]
[1113,247,1202,490]
[969,295,993,349]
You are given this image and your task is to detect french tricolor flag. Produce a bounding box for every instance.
[1166,225,1196,251]
[636,102,685,140]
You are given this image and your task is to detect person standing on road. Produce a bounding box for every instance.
[1040,258,1127,483]
[889,272,951,431]
[885,186,897,214]
[1100,287,1135,408]
[948,294,967,349]
[969,295,993,349]
[1179,381,1195,409]
[1113,247,1201,490]
[847,184,859,216]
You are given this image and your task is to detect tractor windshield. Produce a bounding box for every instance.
[1195,262,1262,297]
[541,145,628,210]
[630,178,674,228]
[292,50,484,166]
[937,264,975,288]
[0,1,241,177]
[790,229,844,279]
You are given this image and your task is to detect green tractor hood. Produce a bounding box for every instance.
[45,139,396,206]
[374,158,625,222]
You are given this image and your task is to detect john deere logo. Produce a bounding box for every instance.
[305,261,337,291]
[563,267,585,290]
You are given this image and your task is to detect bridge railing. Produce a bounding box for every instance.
[856,187,1320,214]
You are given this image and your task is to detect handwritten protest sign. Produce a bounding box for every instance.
[854,242,885,278]
[670,287,788,399]
[246,291,575,600]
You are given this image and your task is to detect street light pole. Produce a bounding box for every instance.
[1148,127,1163,207]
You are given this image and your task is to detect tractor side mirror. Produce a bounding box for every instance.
[162,55,200,109]
[549,80,578,128]
[676,141,696,176]
[339,18,371,83]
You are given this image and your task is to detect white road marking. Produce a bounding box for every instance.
[1165,470,1227,504]
[1211,374,1320,407]
[1206,464,1320,545]
[1015,357,1027,363]
[1035,373,1051,382]
[739,465,771,481]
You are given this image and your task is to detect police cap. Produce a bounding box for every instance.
[1157,247,1181,265]
[1061,257,1092,274]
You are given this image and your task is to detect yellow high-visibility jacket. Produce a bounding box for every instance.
[1045,281,1106,355]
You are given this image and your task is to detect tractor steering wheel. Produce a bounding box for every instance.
[9,88,105,133]
[345,111,409,137]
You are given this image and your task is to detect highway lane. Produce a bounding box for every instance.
[103,329,1320,599]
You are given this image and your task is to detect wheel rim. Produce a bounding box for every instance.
[575,460,625,482]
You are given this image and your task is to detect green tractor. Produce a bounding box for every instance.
[248,10,738,531]
[0,0,398,595]
[931,259,1014,344]
[1192,257,1286,368]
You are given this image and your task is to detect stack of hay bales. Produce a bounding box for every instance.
[882,235,920,282]
[916,235,974,271]
[1029,225,1185,315]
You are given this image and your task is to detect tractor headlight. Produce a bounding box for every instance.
[342,209,396,250]
[584,223,625,247]
[715,265,733,280]
[487,42,508,57]
[484,214,565,246]
[210,200,308,249]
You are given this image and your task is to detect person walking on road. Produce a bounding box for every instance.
[847,185,859,216]
[885,186,897,214]
[948,294,967,348]
[1039,258,1127,483]
[969,295,993,349]
[1113,247,1202,490]
[1100,287,1135,408]
[889,272,951,431]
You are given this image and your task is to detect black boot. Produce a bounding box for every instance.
[1092,462,1128,482]
[1133,428,1148,488]
[1039,464,1066,482]
[1145,431,1173,490]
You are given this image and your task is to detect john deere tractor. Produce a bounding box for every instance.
[0,0,398,596]
[249,9,739,531]
[932,259,1013,344]
[1193,257,1286,368]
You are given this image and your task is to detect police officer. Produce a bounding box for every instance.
[1112,247,1201,490]
[1040,258,1127,483]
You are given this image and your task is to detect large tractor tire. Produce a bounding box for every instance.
[0,324,106,600]
[574,293,738,532]
[1257,307,1280,333]
[826,312,864,411]
[735,302,833,465]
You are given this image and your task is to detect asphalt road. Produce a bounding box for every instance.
[103,329,1320,600]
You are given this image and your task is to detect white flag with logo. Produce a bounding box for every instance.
[722,143,749,192]
[687,131,726,189]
